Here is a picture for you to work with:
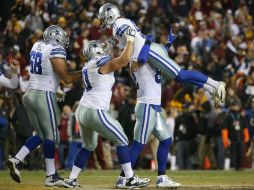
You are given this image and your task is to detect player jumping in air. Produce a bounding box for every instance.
[0,59,19,89]
[98,3,226,108]
[7,25,81,187]
[65,28,150,189]
[115,31,181,188]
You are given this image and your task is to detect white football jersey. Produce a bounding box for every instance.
[112,18,145,62]
[79,56,115,111]
[27,41,66,92]
[131,63,161,105]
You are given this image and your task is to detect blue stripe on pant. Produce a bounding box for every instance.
[49,92,58,142]
[140,104,150,144]
[148,43,181,79]
[46,92,56,141]
[97,110,128,146]
[46,91,56,142]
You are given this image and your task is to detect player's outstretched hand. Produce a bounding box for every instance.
[167,28,177,45]
[125,27,136,42]
[10,59,20,74]
[56,87,66,102]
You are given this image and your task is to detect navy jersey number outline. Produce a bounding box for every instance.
[82,69,92,91]
[30,51,42,75]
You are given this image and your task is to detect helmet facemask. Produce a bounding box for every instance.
[83,41,106,60]
[98,3,120,30]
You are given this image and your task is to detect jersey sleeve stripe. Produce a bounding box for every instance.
[50,52,67,56]
[96,56,112,66]
[51,49,66,53]
[51,48,65,52]
[51,50,66,54]
[116,24,129,37]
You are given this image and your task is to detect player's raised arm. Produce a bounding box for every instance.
[51,58,81,84]
[0,59,19,89]
[99,27,135,74]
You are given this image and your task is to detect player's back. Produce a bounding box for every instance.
[113,18,145,62]
[27,41,66,92]
[79,56,115,111]
[131,63,161,105]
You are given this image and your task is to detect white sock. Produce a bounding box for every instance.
[69,165,82,179]
[203,84,215,95]
[224,158,230,170]
[170,155,177,171]
[45,158,56,176]
[15,146,30,162]
[206,78,220,89]
[121,162,134,179]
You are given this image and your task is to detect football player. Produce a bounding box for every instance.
[0,59,19,89]
[65,28,150,189]
[97,3,226,108]
[115,31,181,188]
[7,25,81,187]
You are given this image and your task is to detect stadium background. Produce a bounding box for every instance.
[0,0,254,188]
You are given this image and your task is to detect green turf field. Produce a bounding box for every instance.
[1,170,254,190]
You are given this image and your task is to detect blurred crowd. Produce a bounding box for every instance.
[0,0,254,171]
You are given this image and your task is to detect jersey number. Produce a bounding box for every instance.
[82,69,92,91]
[30,51,42,75]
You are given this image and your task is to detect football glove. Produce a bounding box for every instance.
[56,87,66,102]
[167,27,177,45]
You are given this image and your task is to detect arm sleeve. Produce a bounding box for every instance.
[115,24,129,38]
[49,46,67,59]
[0,73,18,89]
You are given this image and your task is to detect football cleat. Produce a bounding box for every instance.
[156,175,181,189]
[212,81,226,108]
[125,174,151,189]
[65,178,81,188]
[6,157,22,183]
[45,172,70,187]
[115,176,127,189]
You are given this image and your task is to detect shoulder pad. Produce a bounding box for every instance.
[50,46,66,57]
[96,56,112,67]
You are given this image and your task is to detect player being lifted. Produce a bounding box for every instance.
[97,3,226,107]
[65,28,150,189]
[0,59,19,89]
[115,31,181,188]
[7,25,81,187]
